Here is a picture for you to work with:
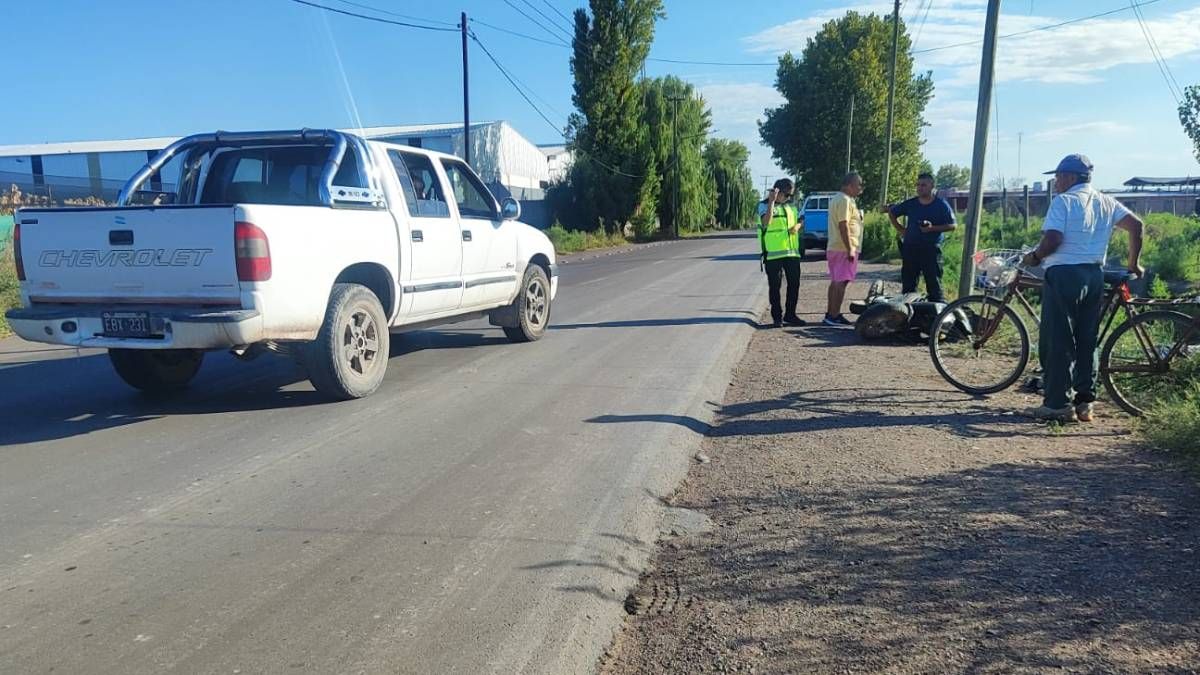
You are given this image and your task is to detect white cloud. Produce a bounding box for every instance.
[743,2,1200,88]
[1030,120,1135,143]
[699,82,786,182]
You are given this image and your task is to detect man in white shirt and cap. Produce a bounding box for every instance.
[1021,154,1144,422]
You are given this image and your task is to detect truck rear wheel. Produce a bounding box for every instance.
[302,283,390,400]
[109,349,204,394]
[502,265,551,343]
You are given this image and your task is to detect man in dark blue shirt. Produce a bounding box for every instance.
[888,172,956,302]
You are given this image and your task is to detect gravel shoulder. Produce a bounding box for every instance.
[599,261,1200,674]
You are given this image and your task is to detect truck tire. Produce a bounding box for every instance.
[109,349,204,394]
[502,265,551,343]
[302,283,391,400]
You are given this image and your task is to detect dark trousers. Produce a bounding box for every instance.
[765,256,801,322]
[1039,263,1104,409]
[901,243,945,302]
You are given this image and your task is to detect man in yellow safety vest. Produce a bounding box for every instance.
[758,178,805,328]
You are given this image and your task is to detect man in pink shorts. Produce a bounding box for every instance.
[824,172,864,326]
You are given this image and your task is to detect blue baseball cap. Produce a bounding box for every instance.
[1044,153,1093,175]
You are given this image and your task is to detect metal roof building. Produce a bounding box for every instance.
[0,121,551,204]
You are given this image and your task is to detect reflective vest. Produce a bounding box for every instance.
[758,202,802,260]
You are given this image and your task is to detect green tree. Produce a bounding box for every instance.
[703,139,758,229]
[934,163,970,190]
[641,76,712,235]
[1181,84,1200,165]
[759,11,933,206]
[567,0,664,234]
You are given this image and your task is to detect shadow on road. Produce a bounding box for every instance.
[0,330,508,446]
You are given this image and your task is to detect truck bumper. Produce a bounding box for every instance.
[4,305,264,350]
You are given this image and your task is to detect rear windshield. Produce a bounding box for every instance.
[196,145,365,205]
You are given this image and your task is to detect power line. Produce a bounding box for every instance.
[468,31,566,138]
[469,31,647,179]
[502,0,571,45]
[473,19,570,47]
[913,0,1169,54]
[521,0,574,39]
[541,0,576,30]
[913,0,934,50]
[1129,0,1183,102]
[328,0,457,27]
[287,0,460,32]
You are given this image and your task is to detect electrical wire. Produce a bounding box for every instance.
[472,19,569,48]
[287,0,459,32]
[913,0,934,51]
[1129,0,1183,102]
[913,0,1169,55]
[541,0,576,30]
[521,0,574,39]
[328,0,457,27]
[469,31,648,179]
[502,0,571,45]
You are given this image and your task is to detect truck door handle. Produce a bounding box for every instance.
[462,230,472,242]
[411,230,423,242]
[109,229,134,246]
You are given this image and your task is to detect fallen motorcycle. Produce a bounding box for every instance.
[848,280,951,341]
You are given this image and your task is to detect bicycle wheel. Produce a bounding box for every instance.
[929,294,1031,395]
[1100,310,1199,417]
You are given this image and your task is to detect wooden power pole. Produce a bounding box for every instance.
[958,0,1002,299]
[880,0,900,209]
[461,12,471,166]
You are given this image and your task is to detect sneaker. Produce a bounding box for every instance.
[1075,402,1094,422]
[783,315,807,326]
[1020,405,1078,423]
[832,314,853,326]
[821,315,841,327]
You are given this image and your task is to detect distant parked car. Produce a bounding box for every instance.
[800,192,839,255]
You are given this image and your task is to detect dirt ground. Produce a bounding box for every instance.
[599,263,1200,674]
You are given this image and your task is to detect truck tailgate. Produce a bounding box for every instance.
[18,206,241,305]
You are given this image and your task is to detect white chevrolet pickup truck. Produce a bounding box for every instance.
[6,129,557,399]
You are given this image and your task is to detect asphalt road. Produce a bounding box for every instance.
[0,232,768,674]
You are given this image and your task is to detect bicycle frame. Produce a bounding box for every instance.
[987,270,1140,348]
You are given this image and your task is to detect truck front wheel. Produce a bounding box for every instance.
[502,265,551,343]
[109,349,204,394]
[301,283,390,400]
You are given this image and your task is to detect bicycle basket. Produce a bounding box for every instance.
[973,249,1023,290]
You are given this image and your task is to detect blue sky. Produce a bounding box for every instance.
[3,0,1198,189]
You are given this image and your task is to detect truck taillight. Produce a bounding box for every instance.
[12,221,24,281]
[235,221,271,282]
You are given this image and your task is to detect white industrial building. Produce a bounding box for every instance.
[0,120,552,204]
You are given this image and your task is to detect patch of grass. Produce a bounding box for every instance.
[545,223,630,255]
[0,243,19,337]
[1141,382,1200,461]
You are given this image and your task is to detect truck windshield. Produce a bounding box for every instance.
[193,144,365,206]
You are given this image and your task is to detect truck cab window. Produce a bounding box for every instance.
[197,144,365,205]
[388,151,450,218]
[440,160,497,219]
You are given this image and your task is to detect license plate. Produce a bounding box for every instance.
[101,311,153,338]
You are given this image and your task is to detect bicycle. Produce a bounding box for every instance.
[928,249,1200,416]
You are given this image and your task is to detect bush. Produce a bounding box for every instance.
[544,223,628,254]
[860,212,900,262]
[1,244,19,337]
[1141,381,1200,459]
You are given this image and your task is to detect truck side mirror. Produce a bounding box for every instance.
[501,197,521,221]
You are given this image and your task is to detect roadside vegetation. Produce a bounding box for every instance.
[1,243,17,337]
[545,224,630,254]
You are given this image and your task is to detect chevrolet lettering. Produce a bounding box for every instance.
[38,248,215,268]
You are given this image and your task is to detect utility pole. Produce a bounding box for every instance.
[958,0,1002,299]
[846,93,855,175]
[880,0,900,209]
[1023,184,1030,231]
[461,12,471,167]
